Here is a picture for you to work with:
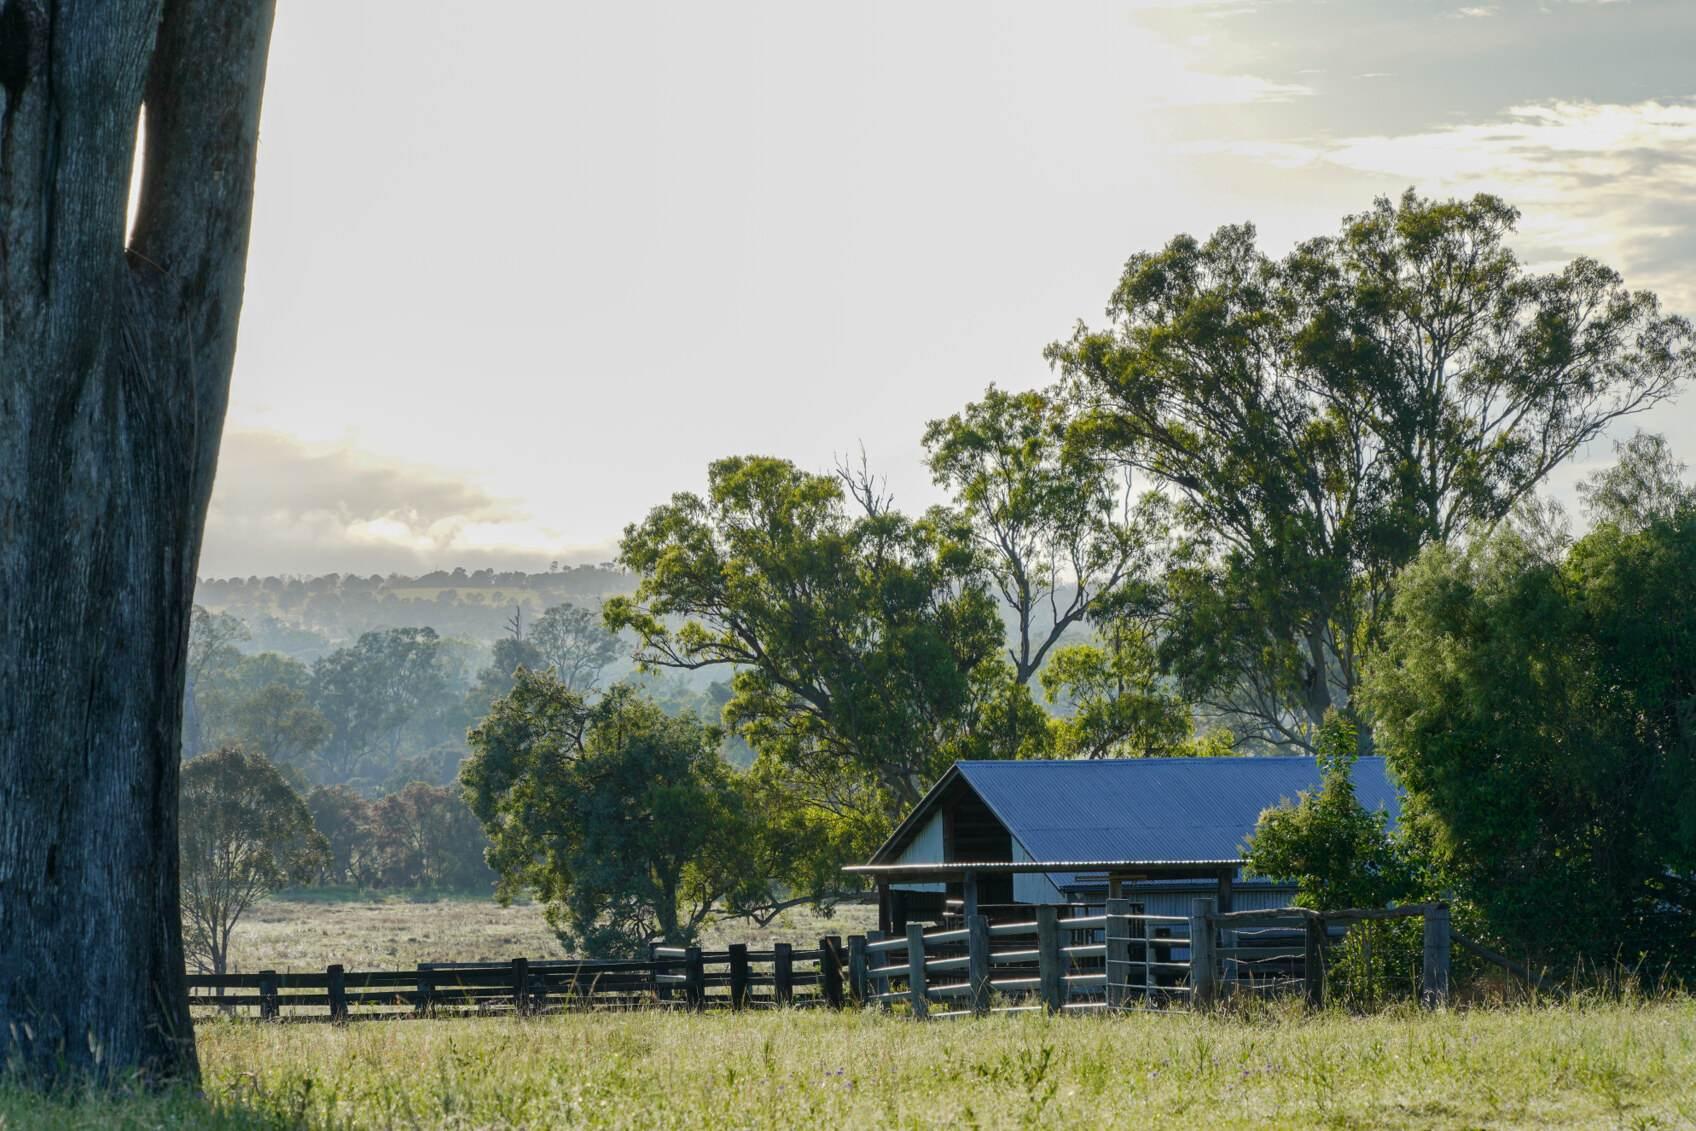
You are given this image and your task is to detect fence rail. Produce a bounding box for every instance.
[188,901,1483,1023]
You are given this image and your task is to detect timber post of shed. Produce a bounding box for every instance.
[1422,904,1451,1009]
[1188,898,1217,1009]
[820,936,845,1009]
[728,944,750,1010]
[1037,906,1064,1013]
[967,914,992,1016]
[1104,899,1131,1009]
[327,964,348,1023]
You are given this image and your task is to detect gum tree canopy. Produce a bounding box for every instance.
[0,0,276,1086]
[1053,193,1693,749]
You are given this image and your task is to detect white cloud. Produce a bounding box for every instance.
[1190,99,1696,310]
[202,432,614,577]
[1449,6,1499,17]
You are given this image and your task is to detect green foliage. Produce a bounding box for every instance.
[310,627,451,787]
[469,635,545,706]
[1051,191,1693,748]
[463,671,755,955]
[1578,430,1696,533]
[180,747,328,977]
[1040,623,1192,758]
[529,602,622,692]
[369,782,495,891]
[1243,715,1412,911]
[304,785,378,887]
[605,455,1009,821]
[1365,508,1696,971]
[923,384,1161,683]
[184,606,251,759]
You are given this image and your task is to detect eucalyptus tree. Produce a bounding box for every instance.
[604,455,1012,820]
[530,601,621,692]
[0,0,276,1085]
[923,384,1162,685]
[1051,191,1693,749]
[464,673,754,956]
[179,747,327,980]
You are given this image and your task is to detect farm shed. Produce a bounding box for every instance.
[845,757,1399,932]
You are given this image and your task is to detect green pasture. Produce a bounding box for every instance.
[5,999,1695,1129]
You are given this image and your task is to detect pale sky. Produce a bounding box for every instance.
[202,0,1696,577]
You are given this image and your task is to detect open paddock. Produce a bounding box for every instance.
[4,1000,1695,1129]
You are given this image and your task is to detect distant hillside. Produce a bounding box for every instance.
[195,566,638,654]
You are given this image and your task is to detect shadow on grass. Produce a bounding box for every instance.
[0,1085,308,1131]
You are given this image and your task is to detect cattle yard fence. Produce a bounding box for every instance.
[189,900,1532,1022]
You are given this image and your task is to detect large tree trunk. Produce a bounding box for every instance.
[0,0,275,1087]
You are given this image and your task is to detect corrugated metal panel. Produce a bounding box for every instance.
[954,756,1398,866]
[891,810,945,893]
[1011,840,1064,904]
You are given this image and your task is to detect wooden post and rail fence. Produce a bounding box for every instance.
[188,901,1539,1022]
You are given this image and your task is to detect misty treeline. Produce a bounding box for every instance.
[192,563,634,659]
[192,193,1696,972]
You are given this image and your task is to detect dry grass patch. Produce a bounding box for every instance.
[224,891,877,974]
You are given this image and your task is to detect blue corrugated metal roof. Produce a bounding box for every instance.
[874,756,1398,867]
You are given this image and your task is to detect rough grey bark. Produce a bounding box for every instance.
[0,0,275,1086]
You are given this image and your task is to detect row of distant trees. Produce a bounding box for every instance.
[192,565,634,656]
[180,596,650,794]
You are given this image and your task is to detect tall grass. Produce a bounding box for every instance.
[5,999,1695,1129]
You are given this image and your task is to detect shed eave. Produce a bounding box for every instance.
[843,858,1241,876]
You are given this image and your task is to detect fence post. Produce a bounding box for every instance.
[868,930,891,1011]
[1104,899,1130,1011]
[1304,914,1327,1010]
[728,944,750,1010]
[967,914,991,1016]
[684,946,705,1011]
[259,970,279,1021]
[649,943,672,1003]
[774,942,794,1006]
[1188,898,1216,1009]
[820,936,845,1009]
[415,963,434,1017]
[1037,906,1064,1013]
[509,957,529,1016]
[848,935,868,1006]
[904,923,929,1019]
[327,964,348,1023]
[1422,904,1451,1009]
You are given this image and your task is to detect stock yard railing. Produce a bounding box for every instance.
[188,900,1479,1022]
[860,899,1194,1019]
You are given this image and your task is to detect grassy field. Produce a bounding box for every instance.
[4,999,1695,1128]
[223,890,878,973]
